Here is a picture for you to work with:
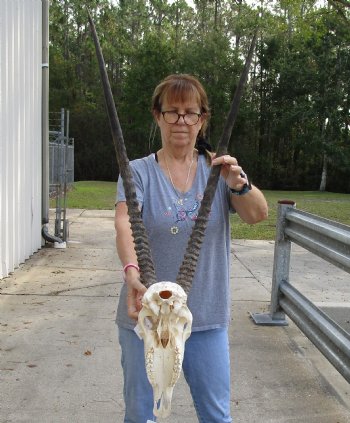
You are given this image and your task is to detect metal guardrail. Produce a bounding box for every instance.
[251,200,350,383]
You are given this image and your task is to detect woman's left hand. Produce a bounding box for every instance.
[211,154,248,191]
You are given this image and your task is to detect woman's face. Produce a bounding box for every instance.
[155,96,205,150]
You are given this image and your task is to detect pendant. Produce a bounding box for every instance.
[177,198,184,205]
[170,226,179,235]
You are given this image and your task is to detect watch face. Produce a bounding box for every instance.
[245,175,252,189]
[240,171,251,189]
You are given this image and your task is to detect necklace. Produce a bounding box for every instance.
[163,151,195,236]
[163,152,194,204]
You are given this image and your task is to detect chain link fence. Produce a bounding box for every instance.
[49,109,74,240]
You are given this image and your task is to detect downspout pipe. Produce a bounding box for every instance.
[42,225,63,244]
[41,0,64,246]
[42,0,49,226]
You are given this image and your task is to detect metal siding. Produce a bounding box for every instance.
[0,2,4,276]
[0,0,42,279]
[0,1,4,276]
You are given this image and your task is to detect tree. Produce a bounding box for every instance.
[48,0,350,192]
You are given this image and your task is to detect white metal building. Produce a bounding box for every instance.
[0,0,45,278]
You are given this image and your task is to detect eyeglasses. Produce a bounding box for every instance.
[161,111,202,126]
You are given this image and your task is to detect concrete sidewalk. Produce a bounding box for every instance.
[0,209,349,423]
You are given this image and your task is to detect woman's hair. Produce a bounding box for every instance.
[151,74,211,138]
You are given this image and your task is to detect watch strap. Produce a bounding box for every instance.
[230,172,252,196]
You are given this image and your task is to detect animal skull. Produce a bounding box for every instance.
[138,281,193,418]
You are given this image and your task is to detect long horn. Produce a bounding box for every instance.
[87,11,157,288]
[176,33,257,293]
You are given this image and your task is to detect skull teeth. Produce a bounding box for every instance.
[145,347,155,384]
[145,346,182,388]
[170,347,181,385]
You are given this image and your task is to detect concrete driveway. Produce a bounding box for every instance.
[0,209,349,422]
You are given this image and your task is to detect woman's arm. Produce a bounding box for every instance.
[211,155,268,224]
[229,186,268,224]
[115,201,147,320]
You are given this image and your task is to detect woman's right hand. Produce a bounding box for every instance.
[124,268,147,320]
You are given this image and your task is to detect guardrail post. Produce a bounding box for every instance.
[251,200,296,326]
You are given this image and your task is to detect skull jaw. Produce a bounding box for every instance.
[138,281,193,418]
[146,344,179,418]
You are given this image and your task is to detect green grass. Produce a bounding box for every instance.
[53,181,350,240]
[50,181,117,210]
[231,190,350,240]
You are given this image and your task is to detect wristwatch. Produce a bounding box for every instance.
[229,172,252,196]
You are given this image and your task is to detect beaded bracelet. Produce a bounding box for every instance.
[123,263,140,274]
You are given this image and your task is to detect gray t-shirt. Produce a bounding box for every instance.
[116,153,233,331]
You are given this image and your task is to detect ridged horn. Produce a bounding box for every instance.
[87,11,157,288]
[176,33,257,294]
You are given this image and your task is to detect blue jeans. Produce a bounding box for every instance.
[118,326,232,423]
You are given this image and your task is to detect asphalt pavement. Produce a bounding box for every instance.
[0,209,349,423]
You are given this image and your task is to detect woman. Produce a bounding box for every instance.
[115,74,268,423]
